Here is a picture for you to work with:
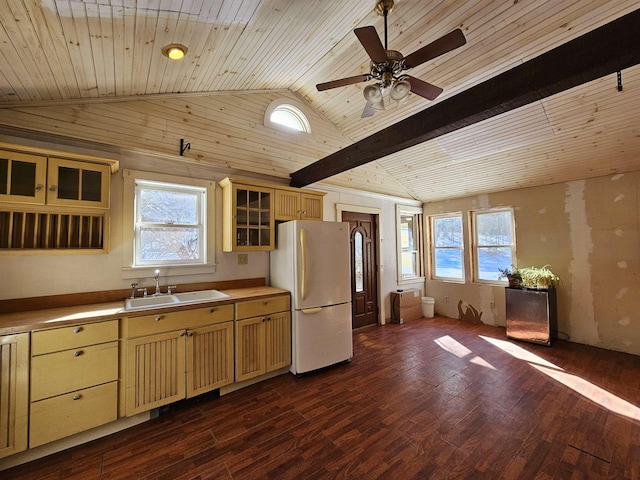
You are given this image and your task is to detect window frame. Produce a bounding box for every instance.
[121,169,216,279]
[429,212,465,282]
[264,99,311,133]
[396,205,425,284]
[470,207,516,284]
[134,179,206,267]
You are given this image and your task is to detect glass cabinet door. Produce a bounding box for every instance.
[46,158,110,208]
[233,185,273,250]
[0,151,46,205]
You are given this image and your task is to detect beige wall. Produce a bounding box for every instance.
[424,171,640,355]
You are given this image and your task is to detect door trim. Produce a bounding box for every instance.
[336,203,384,325]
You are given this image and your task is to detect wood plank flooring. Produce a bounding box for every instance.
[5,316,640,479]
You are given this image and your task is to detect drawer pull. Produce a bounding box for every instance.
[210,308,215,313]
[187,332,194,337]
[74,350,83,357]
[263,301,269,305]
[179,331,186,337]
[74,327,83,334]
[73,394,81,400]
[155,316,162,322]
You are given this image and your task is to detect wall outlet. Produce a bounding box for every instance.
[444,296,449,303]
[490,301,496,309]
[237,253,248,265]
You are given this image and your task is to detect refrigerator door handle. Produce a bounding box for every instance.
[300,227,308,300]
[301,307,322,314]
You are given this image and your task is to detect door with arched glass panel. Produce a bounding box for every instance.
[342,211,379,328]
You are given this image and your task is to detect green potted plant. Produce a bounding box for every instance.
[518,265,560,289]
[498,266,522,287]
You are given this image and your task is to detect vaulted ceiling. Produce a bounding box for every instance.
[0,0,639,202]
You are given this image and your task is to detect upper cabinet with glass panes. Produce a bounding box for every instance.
[220,178,275,252]
[220,177,325,252]
[0,149,114,209]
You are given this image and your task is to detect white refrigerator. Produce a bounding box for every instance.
[270,220,353,375]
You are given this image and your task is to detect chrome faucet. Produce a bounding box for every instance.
[130,283,138,299]
[154,269,161,295]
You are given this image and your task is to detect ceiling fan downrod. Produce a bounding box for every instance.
[376,0,394,51]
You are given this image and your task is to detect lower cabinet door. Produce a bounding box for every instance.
[0,333,29,459]
[186,322,234,397]
[235,317,266,382]
[29,381,117,448]
[265,311,291,372]
[125,331,186,416]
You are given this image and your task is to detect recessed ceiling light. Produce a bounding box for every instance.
[162,44,187,60]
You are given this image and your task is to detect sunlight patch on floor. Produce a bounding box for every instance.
[479,335,640,421]
[435,335,496,369]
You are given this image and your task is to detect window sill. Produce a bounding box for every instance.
[398,276,425,286]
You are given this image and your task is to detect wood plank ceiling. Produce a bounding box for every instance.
[0,0,639,202]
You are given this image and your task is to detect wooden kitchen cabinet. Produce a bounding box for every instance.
[220,178,274,251]
[274,189,324,221]
[125,329,186,415]
[29,320,119,448]
[220,177,325,251]
[0,332,29,460]
[187,322,235,397]
[0,150,47,205]
[235,295,291,382]
[123,304,235,416]
[46,157,111,209]
[0,149,112,209]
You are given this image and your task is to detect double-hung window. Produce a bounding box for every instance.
[134,180,206,266]
[430,213,464,281]
[471,208,515,282]
[396,205,424,282]
[122,169,215,278]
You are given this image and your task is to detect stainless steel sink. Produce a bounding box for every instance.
[124,289,230,311]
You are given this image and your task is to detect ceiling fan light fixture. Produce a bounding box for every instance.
[363,84,385,110]
[390,78,411,105]
[162,44,187,60]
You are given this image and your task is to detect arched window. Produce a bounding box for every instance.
[265,101,311,133]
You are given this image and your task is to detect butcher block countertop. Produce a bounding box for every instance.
[0,286,289,335]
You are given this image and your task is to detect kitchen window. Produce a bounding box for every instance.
[430,213,464,281]
[396,205,424,283]
[134,180,205,266]
[122,169,215,277]
[471,208,516,283]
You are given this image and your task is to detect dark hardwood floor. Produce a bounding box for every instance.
[6,316,640,479]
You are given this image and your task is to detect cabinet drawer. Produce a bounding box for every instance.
[29,381,118,448]
[31,341,118,401]
[235,295,290,320]
[125,304,234,338]
[32,320,119,355]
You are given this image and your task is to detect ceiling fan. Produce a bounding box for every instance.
[316,0,466,117]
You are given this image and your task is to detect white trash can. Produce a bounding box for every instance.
[421,297,435,318]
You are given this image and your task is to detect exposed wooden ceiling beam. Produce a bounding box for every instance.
[290,8,640,188]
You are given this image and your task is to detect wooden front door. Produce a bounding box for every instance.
[342,211,379,329]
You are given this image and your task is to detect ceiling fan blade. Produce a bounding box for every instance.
[405,76,443,101]
[361,102,376,118]
[354,26,387,63]
[403,28,466,69]
[316,74,370,91]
